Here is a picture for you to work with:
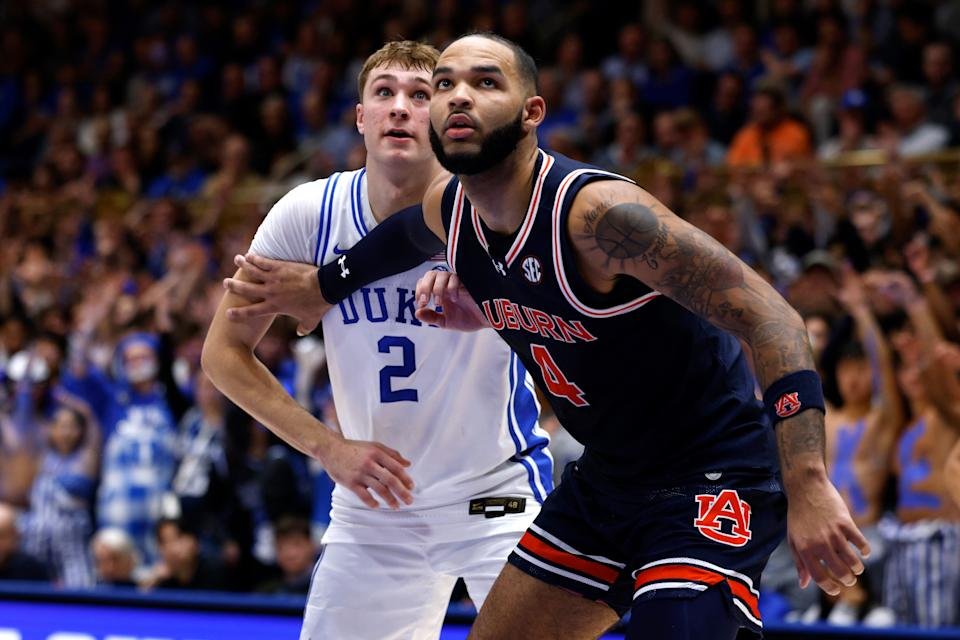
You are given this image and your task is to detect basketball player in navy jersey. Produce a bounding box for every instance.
[227,33,869,639]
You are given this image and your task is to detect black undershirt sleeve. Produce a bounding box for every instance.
[317,204,445,303]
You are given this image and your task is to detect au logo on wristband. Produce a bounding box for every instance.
[774,392,801,418]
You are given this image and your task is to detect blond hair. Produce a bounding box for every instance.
[357,40,440,99]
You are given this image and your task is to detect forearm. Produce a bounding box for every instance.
[318,204,444,303]
[203,282,339,460]
[921,281,960,343]
[202,338,336,460]
[850,305,900,416]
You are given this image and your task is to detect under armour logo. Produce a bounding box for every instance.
[338,254,350,279]
[492,259,506,276]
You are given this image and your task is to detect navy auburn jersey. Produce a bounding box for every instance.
[440,149,779,487]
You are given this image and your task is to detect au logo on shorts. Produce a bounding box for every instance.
[694,490,752,547]
[521,255,542,284]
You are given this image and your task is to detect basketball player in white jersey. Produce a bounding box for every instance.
[202,41,552,640]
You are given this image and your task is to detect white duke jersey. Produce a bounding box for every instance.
[250,169,553,544]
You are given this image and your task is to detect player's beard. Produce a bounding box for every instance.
[429,109,524,176]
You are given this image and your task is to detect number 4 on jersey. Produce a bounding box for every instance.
[530,344,588,407]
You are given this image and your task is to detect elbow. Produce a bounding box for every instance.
[200,335,222,383]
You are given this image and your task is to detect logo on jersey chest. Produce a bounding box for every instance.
[480,298,597,344]
[694,490,752,547]
[491,259,507,276]
[338,286,429,327]
[521,255,543,284]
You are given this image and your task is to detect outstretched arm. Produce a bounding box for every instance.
[225,180,449,328]
[835,266,903,434]
[567,179,868,596]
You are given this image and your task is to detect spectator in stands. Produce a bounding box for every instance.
[873,272,960,628]
[64,331,179,564]
[800,12,867,143]
[727,80,812,167]
[724,24,766,89]
[20,395,100,587]
[807,268,901,625]
[818,89,879,161]
[592,112,649,179]
[0,502,48,581]
[601,23,648,86]
[922,41,959,127]
[90,527,139,587]
[197,134,264,234]
[886,84,950,156]
[148,516,229,591]
[705,71,747,146]
[639,37,693,112]
[761,21,813,101]
[256,516,316,595]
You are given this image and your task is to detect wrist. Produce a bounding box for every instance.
[780,457,829,492]
[311,427,342,464]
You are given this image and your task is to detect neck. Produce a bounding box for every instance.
[132,381,153,395]
[365,157,442,223]
[458,139,539,234]
[841,400,871,418]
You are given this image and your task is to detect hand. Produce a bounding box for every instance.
[786,474,871,596]
[834,263,869,312]
[414,270,489,331]
[863,270,921,308]
[320,436,415,509]
[224,254,330,335]
[901,180,928,205]
[934,341,960,375]
[904,235,936,284]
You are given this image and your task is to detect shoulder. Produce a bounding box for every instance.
[567,179,654,231]
[566,179,661,263]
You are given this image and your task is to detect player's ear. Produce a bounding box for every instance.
[523,96,546,130]
[356,103,365,134]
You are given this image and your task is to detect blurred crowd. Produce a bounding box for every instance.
[2,0,960,629]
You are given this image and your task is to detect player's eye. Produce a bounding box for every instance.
[479,78,497,88]
[413,90,429,101]
[435,78,451,90]
[376,87,392,97]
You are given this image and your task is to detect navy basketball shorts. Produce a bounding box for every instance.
[507,461,787,636]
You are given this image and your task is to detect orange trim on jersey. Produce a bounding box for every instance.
[633,564,761,621]
[518,532,620,584]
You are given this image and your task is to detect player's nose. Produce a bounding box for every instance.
[390,95,411,119]
[447,82,473,110]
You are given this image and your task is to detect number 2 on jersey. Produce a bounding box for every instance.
[530,344,588,407]
[378,336,418,403]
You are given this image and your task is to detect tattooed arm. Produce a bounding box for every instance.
[568,179,869,595]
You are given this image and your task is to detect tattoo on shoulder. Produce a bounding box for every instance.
[580,201,670,270]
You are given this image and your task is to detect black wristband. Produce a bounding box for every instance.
[316,204,444,304]
[762,370,825,426]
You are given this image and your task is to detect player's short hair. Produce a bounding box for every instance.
[357,40,440,99]
[460,32,539,96]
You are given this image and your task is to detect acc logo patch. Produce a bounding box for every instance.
[521,255,542,284]
[774,392,801,418]
[694,490,752,547]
